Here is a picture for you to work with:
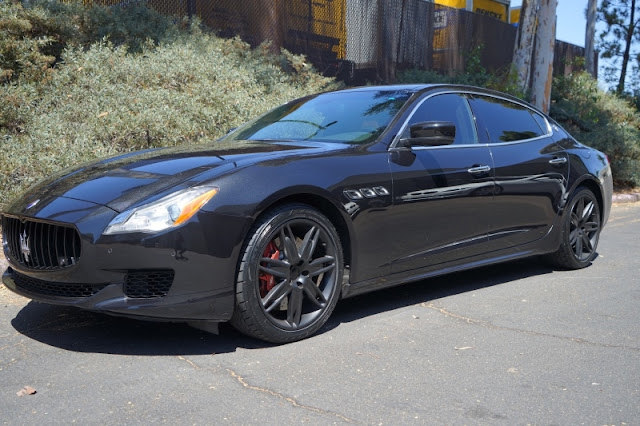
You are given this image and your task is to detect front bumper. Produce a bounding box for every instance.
[3,266,233,322]
[2,203,252,323]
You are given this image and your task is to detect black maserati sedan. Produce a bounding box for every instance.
[2,84,613,343]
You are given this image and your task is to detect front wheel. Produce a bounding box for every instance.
[231,204,343,343]
[548,187,601,269]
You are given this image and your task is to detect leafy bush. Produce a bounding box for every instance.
[0,1,63,83]
[551,71,640,187]
[76,2,180,53]
[396,45,525,99]
[0,0,179,84]
[0,4,339,210]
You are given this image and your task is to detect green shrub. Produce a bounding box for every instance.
[396,45,525,99]
[0,1,61,83]
[77,2,180,53]
[397,68,453,85]
[397,62,524,99]
[0,21,339,209]
[0,0,180,84]
[551,71,640,187]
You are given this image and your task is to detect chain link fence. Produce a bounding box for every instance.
[87,0,586,83]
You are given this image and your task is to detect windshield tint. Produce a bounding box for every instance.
[227,90,413,144]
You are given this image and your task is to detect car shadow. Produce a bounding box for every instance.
[326,257,557,328]
[10,301,265,355]
[11,257,556,355]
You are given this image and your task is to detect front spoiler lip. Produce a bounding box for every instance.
[2,267,232,322]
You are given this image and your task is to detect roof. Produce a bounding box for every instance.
[336,84,431,94]
[331,84,541,114]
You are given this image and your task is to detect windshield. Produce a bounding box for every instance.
[226,89,413,144]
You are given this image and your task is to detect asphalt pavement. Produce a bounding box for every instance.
[1,203,639,424]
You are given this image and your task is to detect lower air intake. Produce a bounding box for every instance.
[124,270,174,298]
[13,271,108,298]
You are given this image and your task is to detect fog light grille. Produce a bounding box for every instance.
[124,270,174,298]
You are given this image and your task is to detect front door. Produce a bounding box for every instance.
[388,93,495,274]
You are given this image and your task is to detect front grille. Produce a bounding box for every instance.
[12,271,108,298]
[124,270,174,298]
[2,216,81,270]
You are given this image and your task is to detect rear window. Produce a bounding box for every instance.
[469,95,547,143]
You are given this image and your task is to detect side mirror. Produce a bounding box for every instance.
[401,121,456,147]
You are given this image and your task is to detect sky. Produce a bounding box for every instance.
[511,1,640,92]
[509,1,618,89]
[509,1,588,47]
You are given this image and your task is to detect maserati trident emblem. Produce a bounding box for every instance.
[19,230,31,263]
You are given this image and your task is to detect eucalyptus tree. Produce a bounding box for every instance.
[599,0,640,94]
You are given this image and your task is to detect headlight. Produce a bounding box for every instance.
[103,185,219,235]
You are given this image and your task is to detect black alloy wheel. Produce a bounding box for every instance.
[231,204,343,343]
[549,187,601,269]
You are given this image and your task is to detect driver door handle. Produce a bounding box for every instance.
[549,157,567,165]
[468,165,491,174]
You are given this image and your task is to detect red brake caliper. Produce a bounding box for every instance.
[259,241,281,297]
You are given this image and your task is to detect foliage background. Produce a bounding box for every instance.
[0,1,339,210]
[597,0,640,96]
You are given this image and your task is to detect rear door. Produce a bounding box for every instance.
[468,94,569,250]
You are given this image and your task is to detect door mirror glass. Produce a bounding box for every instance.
[404,121,456,147]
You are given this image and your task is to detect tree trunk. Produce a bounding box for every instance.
[512,0,539,92]
[585,0,598,77]
[530,0,557,113]
[249,0,284,51]
[617,0,637,94]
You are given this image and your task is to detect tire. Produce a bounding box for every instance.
[230,203,344,343]
[548,187,601,270]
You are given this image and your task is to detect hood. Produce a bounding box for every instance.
[8,139,339,216]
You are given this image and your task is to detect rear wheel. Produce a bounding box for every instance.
[548,187,601,269]
[231,204,343,343]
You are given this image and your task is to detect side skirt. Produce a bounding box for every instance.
[341,229,561,299]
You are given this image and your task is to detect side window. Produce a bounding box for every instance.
[469,95,546,143]
[402,93,478,144]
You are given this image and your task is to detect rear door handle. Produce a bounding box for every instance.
[468,165,491,174]
[549,157,567,165]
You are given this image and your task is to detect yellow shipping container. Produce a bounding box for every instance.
[472,0,508,22]
[286,0,346,60]
[432,0,509,22]
[435,0,468,8]
[510,6,521,24]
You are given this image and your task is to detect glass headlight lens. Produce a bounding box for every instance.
[103,185,219,235]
